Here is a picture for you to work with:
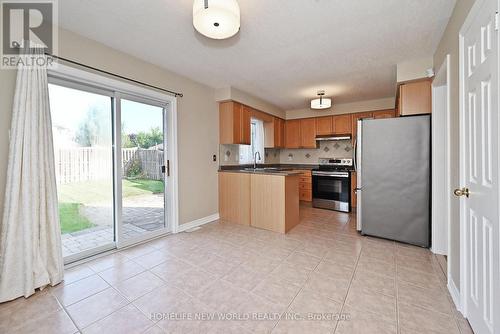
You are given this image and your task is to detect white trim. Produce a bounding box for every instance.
[459,18,469,320]
[448,278,462,313]
[117,229,170,249]
[169,97,180,234]
[431,54,451,257]
[175,213,220,233]
[63,243,116,265]
[114,94,123,249]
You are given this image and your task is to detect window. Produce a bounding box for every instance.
[239,118,265,164]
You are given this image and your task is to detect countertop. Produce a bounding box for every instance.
[220,164,317,170]
[218,168,303,176]
[218,164,318,176]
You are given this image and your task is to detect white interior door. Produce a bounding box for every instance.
[460,0,499,333]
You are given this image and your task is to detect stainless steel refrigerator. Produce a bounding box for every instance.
[356,115,430,247]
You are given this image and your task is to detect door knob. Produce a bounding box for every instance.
[454,187,470,198]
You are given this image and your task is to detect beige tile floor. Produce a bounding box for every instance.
[0,205,474,334]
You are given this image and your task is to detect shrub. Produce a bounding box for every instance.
[126,158,143,178]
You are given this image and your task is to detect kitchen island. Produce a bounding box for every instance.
[218,169,301,233]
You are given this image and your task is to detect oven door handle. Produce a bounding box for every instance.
[312,171,350,178]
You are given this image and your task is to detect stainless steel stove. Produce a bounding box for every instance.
[312,158,354,212]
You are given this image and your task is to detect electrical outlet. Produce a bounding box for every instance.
[213,155,217,162]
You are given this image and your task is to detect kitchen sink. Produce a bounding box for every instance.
[243,167,280,172]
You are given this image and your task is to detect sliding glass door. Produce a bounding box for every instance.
[48,80,171,262]
[119,98,167,243]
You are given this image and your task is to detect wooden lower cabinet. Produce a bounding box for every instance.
[295,170,312,202]
[218,172,251,225]
[219,172,300,233]
[251,174,300,233]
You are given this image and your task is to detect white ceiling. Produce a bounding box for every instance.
[58,0,456,110]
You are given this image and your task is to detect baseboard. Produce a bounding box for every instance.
[176,213,220,233]
[448,278,462,314]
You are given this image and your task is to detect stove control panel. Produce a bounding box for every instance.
[318,158,353,166]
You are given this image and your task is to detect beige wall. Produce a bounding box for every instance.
[286,97,395,119]
[433,0,475,290]
[0,28,219,226]
[396,56,434,83]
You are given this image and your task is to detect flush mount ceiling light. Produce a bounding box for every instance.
[310,90,332,110]
[193,0,240,40]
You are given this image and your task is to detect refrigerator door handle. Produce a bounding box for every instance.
[353,138,357,171]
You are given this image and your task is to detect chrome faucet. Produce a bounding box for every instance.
[253,151,261,169]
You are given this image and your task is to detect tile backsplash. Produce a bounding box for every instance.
[279,140,353,164]
[220,144,240,165]
[219,140,353,166]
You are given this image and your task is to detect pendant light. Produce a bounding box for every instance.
[311,90,332,110]
[193,0,241,40]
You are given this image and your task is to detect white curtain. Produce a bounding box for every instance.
[0,47,64,302]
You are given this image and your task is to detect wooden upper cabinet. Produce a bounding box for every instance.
[300,118,317,148]
[275,118,285,148]
[333,114,352,135]
[373,109,396,119]
[315,116,333,136]
[219,101,251,145]
[251,108,274,123]
[285,119,301,148]
[264,117,285,148]
[399,80,432,116]
[240,105,251,144]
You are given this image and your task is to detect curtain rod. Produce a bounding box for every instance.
[44,53,184,98]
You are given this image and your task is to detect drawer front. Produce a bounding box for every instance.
[299,182,312,190]
[299,176,312,184]
[299,189,312,202]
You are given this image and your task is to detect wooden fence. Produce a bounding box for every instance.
[54,147,164,184]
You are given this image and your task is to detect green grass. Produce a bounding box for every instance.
[58,179,164,204]
[58,178,164,234]
[59,203,95,234]
[123,179,164,197]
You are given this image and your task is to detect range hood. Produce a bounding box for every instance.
[316,134,351,141]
